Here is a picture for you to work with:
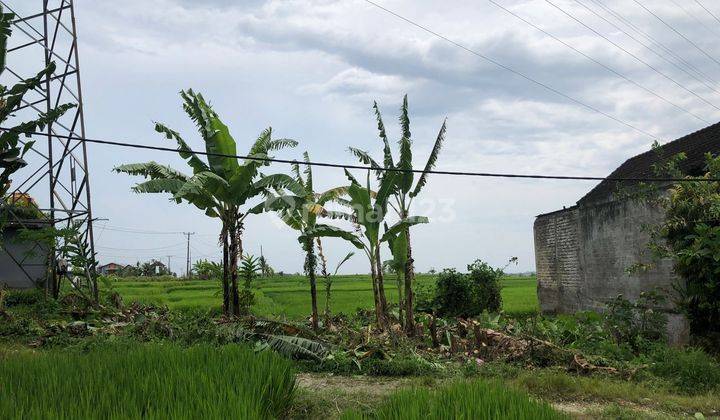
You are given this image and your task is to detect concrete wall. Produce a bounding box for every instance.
[534,199,688,345]
[534,207,582,313]
[577,199,676,311]
[0,226,49,289]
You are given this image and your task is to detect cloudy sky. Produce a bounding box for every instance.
[6,0,720,274]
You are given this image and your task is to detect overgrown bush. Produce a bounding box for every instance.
[432,259,503,318]
[3,288,44,307]
[637,151,720,340]
[603,292,667,353]
[647,345,720,395]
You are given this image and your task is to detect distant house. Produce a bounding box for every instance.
[98,262,124,276]
[533,122,720,345]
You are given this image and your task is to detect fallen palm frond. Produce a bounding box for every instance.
[261,334,329,361]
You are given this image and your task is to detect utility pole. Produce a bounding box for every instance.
[184,232,195,278]
[165,255,173,275]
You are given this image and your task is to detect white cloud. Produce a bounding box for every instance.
[8,0,720,274]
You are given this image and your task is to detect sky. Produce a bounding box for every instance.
[5,0,720,275]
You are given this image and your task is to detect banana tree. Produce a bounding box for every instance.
[383,222,408,327]
[251,152,347,330]
[351,95,447,334]
[304,168,427,330]
[115,89,297,316]
[318,248,354,329]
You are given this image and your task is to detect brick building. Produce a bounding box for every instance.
[533,122,720,344]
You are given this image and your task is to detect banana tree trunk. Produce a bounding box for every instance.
[396,270,404,328]
[303,237,319,331]
[369,253,383,329]
[221,225,230,315]
[404,227,416,335]
[374,245,389,330]
[230,218,241,316]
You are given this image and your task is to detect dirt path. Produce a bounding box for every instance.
[295,373,676,419]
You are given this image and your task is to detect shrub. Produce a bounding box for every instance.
[648,345,720,395]
[340,379,565,419]
[298,351,440,377]
[433,259,503,318]
[467,259,503,313]
[0,342,297,419]
[3,288,44,307]
[604,292,666,353]
[433,268,471,317]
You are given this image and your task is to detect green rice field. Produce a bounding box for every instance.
[111,274,538,318]
[340,378,564,419]
[0,342,296,419]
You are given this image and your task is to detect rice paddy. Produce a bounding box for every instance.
[340,379,565,419]
[111,274,538,318]
[0,342,297,419]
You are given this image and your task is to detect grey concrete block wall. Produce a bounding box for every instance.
[534,207,582,314]
[577,199,676,311]
[534,198,689,345]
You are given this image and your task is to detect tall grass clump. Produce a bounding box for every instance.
[0,342,296,419]
[341,379,565,419]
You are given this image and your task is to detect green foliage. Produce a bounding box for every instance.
[193,259,222,280]
[340,379,564,419]
[239,254,260,313]
[647,345,720,395]
[2,288,44,307]
[300,350,439,377]
[432,259,505,318]
[115,89,296,316]
[637,152,720,340]
[0,342,297,419]
[604,292,667,353]
[138,259,171,277]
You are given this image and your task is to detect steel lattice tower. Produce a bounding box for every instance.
[0,0,96,298]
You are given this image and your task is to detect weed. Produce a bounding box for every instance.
[647,345,720,395]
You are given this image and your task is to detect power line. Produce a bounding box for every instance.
[101,225,186,235]
[95,243,186,251]
[486,0,708,123]
[668,0,720,42]
[361,0,660,140]
[694,0,720,26]
[632,0,720,69]
[587,0,720,91]
[545,0,720,113]
[6,128,720,183]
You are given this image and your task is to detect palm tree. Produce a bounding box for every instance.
[304,168,427,330]
[115,89,296,316]
[252,152,347,330]
[351,95,447,334]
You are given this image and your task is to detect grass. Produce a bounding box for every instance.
[339,378,565,419]
[482,365,720,416]
[0,341,297,419]
[111,274,538,319]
